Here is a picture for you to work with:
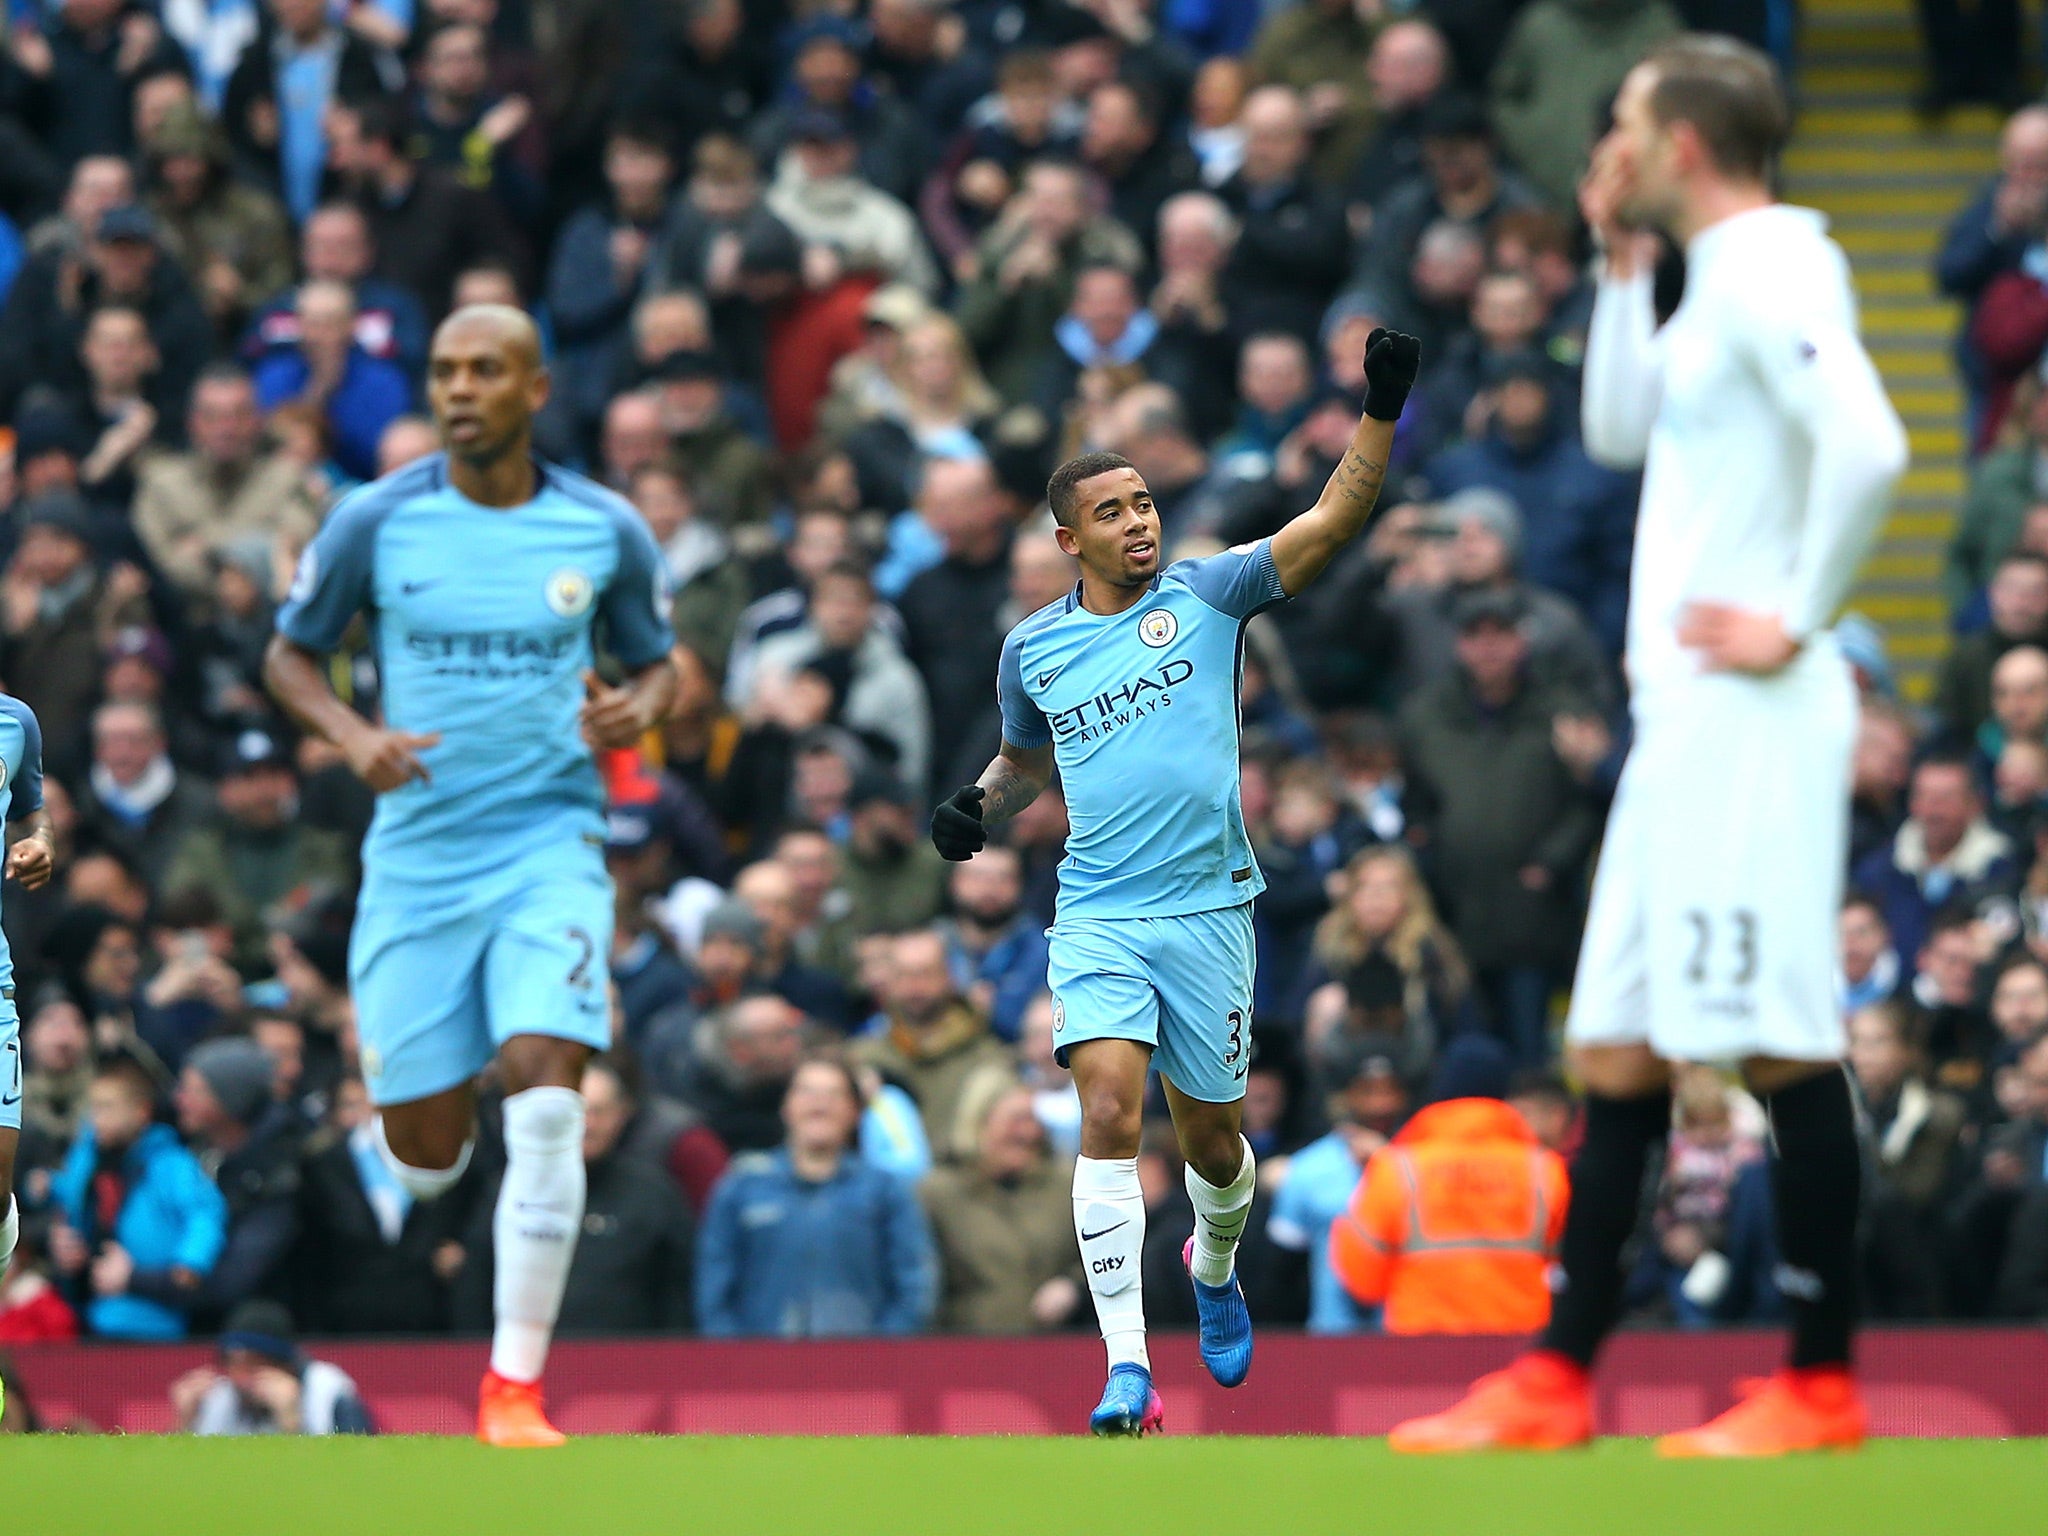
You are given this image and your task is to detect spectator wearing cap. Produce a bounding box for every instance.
[763,106,940,299]
[51,1056,228,1340]
[133,363,320,602]
[220,0,400,226]
[750,563,931,789]
[1329,1033,1569,1335]
[935,846,1049,1044]
[291,1073,473,1335]
[852,929,1016,1164]
[142,100,294,344]
[10,401,91,510]
[603,799,717,1043]
[1358,487,1616,706]
[171,1299,373,1434]
[454,1055,695,1336]
[10,0,188,168]
[173,1036,307,1327]
[322,96,529,323]
[545,120,679,459]
[1424,350,1638,655]
[1212,86,1351,349]
[251,279,413,485]
[749,16,928,208]
[649,348,775,529]
[956,159,1145,405]
[1,491,139,772]
[1398,588,1605,1065]
[1488,0,1680,210]
[696,1050,937,1338]
[1349,94,1542,326]
[162,729,355,971]
[0,200,213,433]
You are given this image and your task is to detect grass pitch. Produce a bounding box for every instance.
[9,1435,2042,1536]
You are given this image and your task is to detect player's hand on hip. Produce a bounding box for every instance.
[1677,603,1801,676]
[344,725,440,792]
[1361,328,1422,421]
[931,785,987,861]
[580,668,652,752]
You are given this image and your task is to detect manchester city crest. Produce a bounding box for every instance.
[545,566,594,618]
[1138,608,1177,648]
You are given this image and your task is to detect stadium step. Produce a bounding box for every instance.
[1779,0,1995,702]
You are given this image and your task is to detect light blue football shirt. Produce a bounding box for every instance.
[997,538,1288,921]
[276,454,674,901]
[0,693,44,994]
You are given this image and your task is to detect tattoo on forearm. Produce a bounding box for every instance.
[1328,449,1387,514]
[978,759,1043,826]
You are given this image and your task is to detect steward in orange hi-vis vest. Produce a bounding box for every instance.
[1329,1098,1569,1335]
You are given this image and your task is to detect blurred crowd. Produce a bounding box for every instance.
[0,0,2041,1406]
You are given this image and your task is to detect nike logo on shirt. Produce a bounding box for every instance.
[400,579,445,595]
[1080,1220,1129,1242]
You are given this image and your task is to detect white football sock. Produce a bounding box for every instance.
[489,1086,586,1384]
[1073,1155,1148,1372]
[1185,1136,1256,1287]
[0,1196,17,1277]
[372,1115,474,1200]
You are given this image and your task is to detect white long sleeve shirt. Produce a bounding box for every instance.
[1581,205,1910,709]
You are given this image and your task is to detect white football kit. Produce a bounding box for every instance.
[1567,205,1909,1062]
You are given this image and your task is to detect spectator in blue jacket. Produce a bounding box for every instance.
[1424,351,1636,655]
[251,279,410,483]
[49,1056,228,1340]
[936,847,1049,1044]
[1852,752,2020,964]
[695,1051,936,1338]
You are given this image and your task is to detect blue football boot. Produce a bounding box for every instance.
[1089,1363,1165,1437]
[1183,1236,1253,1388]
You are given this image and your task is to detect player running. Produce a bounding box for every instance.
[1389,37,1907,1457]
[0,691,53,1424]
[931,331,1420,1435]
[265,305,678,1447]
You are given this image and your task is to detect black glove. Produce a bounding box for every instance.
[1362,326,1423,422]
[931,784,987,861]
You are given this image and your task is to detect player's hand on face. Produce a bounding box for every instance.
[931,785,987,861]
[580,669,652,752]
[1676,603,1801,676]
[5,833,53,890]
[343,725,441,792]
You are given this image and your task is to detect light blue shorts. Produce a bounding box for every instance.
[1045,903,1255,1104]
[1,1000,19,1133]
[350,848,614,1107]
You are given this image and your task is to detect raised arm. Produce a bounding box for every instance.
[1269,329,1421,597]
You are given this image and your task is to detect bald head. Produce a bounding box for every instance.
[1994,643,2048,741]
[1241,86,1308,185]
[1371,21,1448,112]
[433,303,543,371]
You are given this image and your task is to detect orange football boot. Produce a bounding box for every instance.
[1656,1368,1866,1458]
[1389,1352,1594,1454]
[478,1369,568,1447]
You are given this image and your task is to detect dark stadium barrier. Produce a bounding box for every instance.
[10,1330,2047,1436]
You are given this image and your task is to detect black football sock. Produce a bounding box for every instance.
[1538,1090,1671,1369]
[1763,1067,1861,1370]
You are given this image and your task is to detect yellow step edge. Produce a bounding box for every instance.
[1864,310,1967,338]
[1798,106,2004,135]
[1907,429,1966,455]
[1900,466,1966,495]
[1855,594,1949,622]
[1803,187,1978,216]
[1885,512,1959,539]
[1886,386,1963,414]
[1863,552,1943,579]
[1786,145,1995,175]
[1855,269,1948,299]
[1834,228,1949,256]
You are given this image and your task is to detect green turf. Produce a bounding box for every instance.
[8,1436,2044,1536]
